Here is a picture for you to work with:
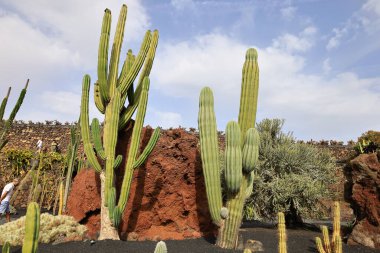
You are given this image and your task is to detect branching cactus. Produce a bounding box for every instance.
[0,80,29,151]
[80,4,160,240]
[22,202,40,253]
[198,48,260,249]
[315,201,342,253]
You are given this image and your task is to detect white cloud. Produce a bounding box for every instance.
[41,91,81,116]
[322,58,331,74]
[148,108,182,128]
[153,32,380,141]
[281,6,297,20]
[326,0,380,50]
[272,26,317,53]
[171,0,195,10]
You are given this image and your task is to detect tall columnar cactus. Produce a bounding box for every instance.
[278,212,287,253]
[315,201,342,253]
[198,48,260,249]
[80,4,160,240]
[0,80,29,151]
[22,202,40,253]
[63,124,81,212]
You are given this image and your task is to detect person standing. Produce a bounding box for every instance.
[36,139,43,153]
[0,178,19,222]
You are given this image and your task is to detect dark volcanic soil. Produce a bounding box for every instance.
[2,224,379,253]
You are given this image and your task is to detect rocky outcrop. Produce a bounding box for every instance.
[347,152,380,249]
[66,128,215,241]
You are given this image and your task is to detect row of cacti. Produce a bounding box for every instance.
[79,4,160,239]
[198,48,260,249]
[316,201,342,253]
[0,80,29,151]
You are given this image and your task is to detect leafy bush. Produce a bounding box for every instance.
[244,119,336,223]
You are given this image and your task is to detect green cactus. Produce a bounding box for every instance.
[154,241,167,253]
[22,202,40,253]
[2,242,11,253]
[278,212,287,253]
[79,4,160,239]
[63,123,81,212]
[0,80,29,151]
[198,48,260,249]
[224,121,243,194]
[316,202,342,253]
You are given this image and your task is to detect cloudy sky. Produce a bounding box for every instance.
[0,0,379,142]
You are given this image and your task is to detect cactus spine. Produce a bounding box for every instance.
[22,202,40,253]
[278,212,287,253]
[154,241,167,253]
[316,201,342,253]
[0,80,28,151]
[198,48,260,249]
[80,4,160,240]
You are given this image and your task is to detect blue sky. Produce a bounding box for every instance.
[0,0,379,142]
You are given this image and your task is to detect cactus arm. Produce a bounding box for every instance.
[117,77,150,213]
[80,75,102,173]
[58,181,64,215]
[94,81,105,113]
[2,241,11,253]
[333,235,342,253]
[0,87,11,121]
[118,98,139,130]
[238,48,259,142]
[114,155,122,169]
[224,121,242,194]
[133,127,160,168]
[103,88,121,205]
[108,5,127,97]
[321,226,332,253]
[278,212,287,253]
[22,202,40,253]
[118,50,135,106]
[332,201,341,246]
[316,237,326,253]
[154,241,167,253]
[242,128,260,174]
[91,118,106,159]
[136,30,159,90]
[198,87,223,226]
[119,31,152,96]
[98,9,112,104]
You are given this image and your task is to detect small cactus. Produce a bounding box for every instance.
[22,202,40,253]
[315,201,342,253]
[154,241,167,253]
[278,212,287,253]
[2,242,11,253]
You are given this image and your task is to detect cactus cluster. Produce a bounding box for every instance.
[315,201,342,253]
[80,4,160,239]
[198,48,260,249]
[0,80,29,151]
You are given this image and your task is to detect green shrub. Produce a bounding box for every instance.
[244,119,336,223]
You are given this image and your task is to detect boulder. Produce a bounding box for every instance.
[347,152,380,248]
[67,127,215,241]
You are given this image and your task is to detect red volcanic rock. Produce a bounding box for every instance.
[347,152,380,248]
[67,127,215,241]
[66,169,101,239]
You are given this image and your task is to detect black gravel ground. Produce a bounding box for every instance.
[2,222,379,253]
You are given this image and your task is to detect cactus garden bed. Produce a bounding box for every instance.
[1,220,378,253]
